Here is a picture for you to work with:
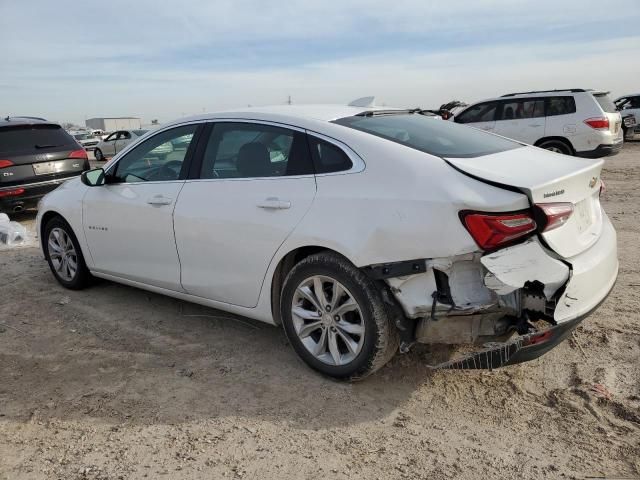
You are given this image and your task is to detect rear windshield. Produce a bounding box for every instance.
[333,114,521,158]
[0,124,75,154]
[593,93,618,113]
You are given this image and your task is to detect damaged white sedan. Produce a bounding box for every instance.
[36,105,618,379]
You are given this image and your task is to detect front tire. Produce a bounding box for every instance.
[538,140,572,155]
[94,148,104,161]
[280,252,398,380]
[43,216,91,290]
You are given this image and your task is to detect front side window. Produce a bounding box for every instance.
[455,102,498,124]
[199,122,313,179]
[334,113,521,158]
[546,96,577,116]
[109,124,197,183]
[104,132,118,142]
[500,99,545,120]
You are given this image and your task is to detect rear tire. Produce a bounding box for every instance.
[94,148,104,161]
[538,140,572,155]
[43,216,91,290]
[280,252,399,380]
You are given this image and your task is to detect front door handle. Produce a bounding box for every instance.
[147,195,173,206]
[257,197,291,210]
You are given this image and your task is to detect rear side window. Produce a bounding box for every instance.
[200,122,314,179]
[0,124,75,155]
[307,137,353,173]
[593,93,618,113]
[334,113,521,158]
[455,102,498,124]
[500,99,545,120]
[546,97,576,116]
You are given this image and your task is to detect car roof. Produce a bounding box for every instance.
[0,116,57,129]
[165,104,407,129]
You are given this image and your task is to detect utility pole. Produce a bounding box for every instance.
[287,95,292,105]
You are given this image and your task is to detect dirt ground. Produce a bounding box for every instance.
[1,145,639,480]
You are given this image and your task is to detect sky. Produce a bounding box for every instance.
[1,0,640,125]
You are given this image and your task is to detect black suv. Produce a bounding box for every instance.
[0,117,90,213]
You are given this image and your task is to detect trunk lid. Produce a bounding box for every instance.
[446,146,604,258]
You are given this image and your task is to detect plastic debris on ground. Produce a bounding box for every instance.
[0,213,28,247]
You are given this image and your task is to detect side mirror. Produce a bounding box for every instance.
[81,168,106,187]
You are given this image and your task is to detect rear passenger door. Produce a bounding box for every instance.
[453,101,499,132]
[544,96,578,139]
[173,121,317,308]
[493,98,545,144]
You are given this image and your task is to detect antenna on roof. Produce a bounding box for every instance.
[348,96,376,108]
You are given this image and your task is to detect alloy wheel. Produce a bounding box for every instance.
[48,227,78,282]
[291,275,365,366]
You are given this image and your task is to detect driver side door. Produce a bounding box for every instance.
[101,131,119,156]
[82,123,202,290]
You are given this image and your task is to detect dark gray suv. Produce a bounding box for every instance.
[0,117,90,213]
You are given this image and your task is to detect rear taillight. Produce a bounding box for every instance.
[0,188,25,198]
[460,211,537,250]
[536,202,574,232]
[68,149,88,160]
[0,159,14,169]
[584,117,610,130]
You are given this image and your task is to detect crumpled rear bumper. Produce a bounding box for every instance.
[434,278,614,369]
[433,214,618,369]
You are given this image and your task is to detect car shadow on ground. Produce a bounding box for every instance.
[0,251,459,429]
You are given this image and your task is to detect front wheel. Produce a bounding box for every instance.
[44,216,91,289]
[280,252,398,380]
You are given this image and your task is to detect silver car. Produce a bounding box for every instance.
[93,129,148,161]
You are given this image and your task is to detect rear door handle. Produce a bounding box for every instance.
[257,197,291,210]
[147,195,173,206]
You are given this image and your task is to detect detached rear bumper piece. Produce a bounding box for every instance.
[434,279,614,370]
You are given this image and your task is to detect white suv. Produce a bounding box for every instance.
[452,89,623,158]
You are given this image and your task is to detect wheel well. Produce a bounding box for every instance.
[39,211,63,256]
[270,246,338,324]
[534,136,575,154]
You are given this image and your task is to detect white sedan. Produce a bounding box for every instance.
[36,105,618,379]
[93,129,149,161]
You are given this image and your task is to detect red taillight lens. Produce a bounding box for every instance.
[0,188,25,198]
[68,149,88,160]
[461,211,537,250]
[536,202,574,232]
[0,159,14,169]
[584,117,609,130]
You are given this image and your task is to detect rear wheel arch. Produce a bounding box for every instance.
[534,136,575,155]
[270,246,354,325]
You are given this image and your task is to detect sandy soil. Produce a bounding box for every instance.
[1,145,639,480]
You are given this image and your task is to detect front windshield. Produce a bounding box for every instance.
[333,113,521,158]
